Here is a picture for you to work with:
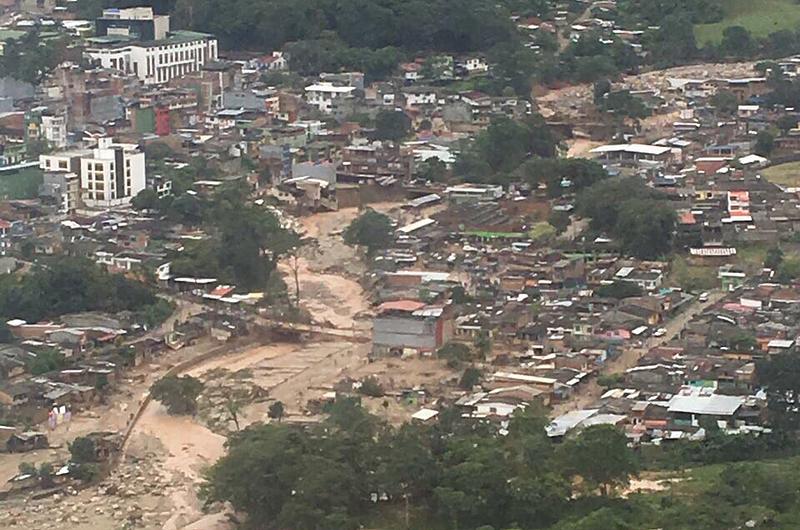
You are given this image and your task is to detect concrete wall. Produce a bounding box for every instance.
[373,315,437,350]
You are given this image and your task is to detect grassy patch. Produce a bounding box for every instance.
[735,243,769,273]
[0,167,43,200]
[670,256,718,291]
[694,0,800,45]
[761,161,800,187]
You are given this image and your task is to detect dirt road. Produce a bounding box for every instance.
[0,205,395,530]
[114,207,381,528]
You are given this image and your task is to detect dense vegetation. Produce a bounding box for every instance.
[204,399,637,530]
[204,396,800,530]
[162,183,298,290]
[577,177,676,259]
[343,208,394,255]
[171,0,519,54]
[0,31,73,84]
[456,115,559,182]
[0,258,162,323]
[151,375,205,415]
[617,0,724,26]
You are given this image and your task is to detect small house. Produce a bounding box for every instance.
[6,431,48,453]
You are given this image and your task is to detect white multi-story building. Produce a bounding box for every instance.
[85,9,218,86]
[304,82,356,114]
[40,138,146,209]
[40,115,67,148]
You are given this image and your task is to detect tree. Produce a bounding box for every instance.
[757,353,800,429]
[131,188,161,211]
[597,372,626,389]
[287,246,305,307]
[574,55,618,84]
[459,366,482,389]
[765,246,784,270]
[777,115,798,135]
[548,210,571,234]
[727,331,758,351]
[343,209,393,255]
[268,400,285,422]
[473,330,492,359]
[38,462,54,488]
[374,110,411,141]
[0,258,161,325]
[720,26,755,58]
[438,342,474,368]
[595,281,643,299]
[377,424,438,527]
[523,158,608,197]
[593,79,611,105]
[642,15,697,67]
[94,373,109,391]
[755,130,775,156]
[455,114,559,183]
[26,138,50,158]
[170,189,299,290]
[577,177,658,233]
[488,40,539,95]
[69,436,97,464]
[710,90,739,117]
[417,158,448,182]
[507,473,571,528]
[601,90,650,120]
[25,348,66,376]
[0,31,70,84]
[527,222,557,243]
[559,425,638,496]
[776,257,800,282]
[358,376,384,397]
[151,375,204,415]
[614,199,676,259]
[224,389,244,431]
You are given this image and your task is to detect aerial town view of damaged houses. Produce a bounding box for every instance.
[2,0,800,529]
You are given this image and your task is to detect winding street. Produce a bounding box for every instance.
[551,290,726,415]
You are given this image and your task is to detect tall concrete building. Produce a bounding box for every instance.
[40,138,145,209]
[86,7,218,86]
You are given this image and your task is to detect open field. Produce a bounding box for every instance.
[0,166,43,199]
[761,161,800,187]
[694,0,800,45]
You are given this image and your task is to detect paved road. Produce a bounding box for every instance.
[551,290,726,416]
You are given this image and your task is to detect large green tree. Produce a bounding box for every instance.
[0,258,160,323]
[343,209,393,255]
[374,110,412,142]
[170,184,297,290]
[757,353,800,430]
[456,115,559,183]
[614,199,676,259]
[151,375,204,415]
[559,425,638,496]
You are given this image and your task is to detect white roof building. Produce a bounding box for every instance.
[667,388,744,417]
